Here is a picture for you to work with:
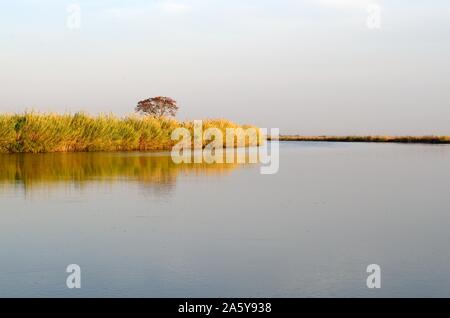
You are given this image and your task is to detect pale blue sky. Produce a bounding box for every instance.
[1,0,449,134]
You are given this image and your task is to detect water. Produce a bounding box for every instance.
[1,142,450,297]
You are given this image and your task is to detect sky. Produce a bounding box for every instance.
[1,0,449,134]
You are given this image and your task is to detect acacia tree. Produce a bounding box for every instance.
[135,96,178,118]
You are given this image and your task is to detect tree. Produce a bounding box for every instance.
[135,96,178,118]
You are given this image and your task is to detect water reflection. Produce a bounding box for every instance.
[0,151,250,194]
[2,143,450,297]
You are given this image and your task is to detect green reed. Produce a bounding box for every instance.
[0,113,259,153]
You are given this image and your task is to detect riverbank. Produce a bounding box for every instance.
[269,135,450,144]
[0,113,258,153]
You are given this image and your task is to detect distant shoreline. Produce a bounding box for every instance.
[269,135,450,144]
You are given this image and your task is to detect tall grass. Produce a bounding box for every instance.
[0,113,260,153]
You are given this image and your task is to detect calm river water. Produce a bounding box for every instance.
[1,142,450,297]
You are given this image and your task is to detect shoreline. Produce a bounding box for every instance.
[0,113,259,153]
[269,135,450,144]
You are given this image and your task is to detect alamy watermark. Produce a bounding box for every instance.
[66,3,81,30]
[66,264,81,289]
[366,264,381,289]
[170,120,279,175]
[366,4,381,30]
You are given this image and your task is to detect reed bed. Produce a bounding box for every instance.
[270,135,450,144]
[0,113,259,153]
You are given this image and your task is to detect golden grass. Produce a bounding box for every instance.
[0,113,260,153]
[270,135,450,144]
